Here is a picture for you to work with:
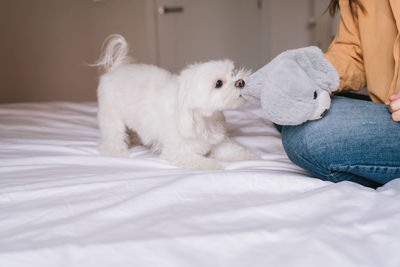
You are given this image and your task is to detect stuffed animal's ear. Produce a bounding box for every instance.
[292,46,340,93]
[177,80,196,139]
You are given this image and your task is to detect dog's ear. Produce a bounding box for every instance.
[177,78,197,139]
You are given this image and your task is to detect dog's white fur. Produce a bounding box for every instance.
[95,34,257,169]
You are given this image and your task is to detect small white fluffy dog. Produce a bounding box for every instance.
[94,34,257,169]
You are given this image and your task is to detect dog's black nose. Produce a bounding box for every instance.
[235,79,245,88]
[321,109,328,118]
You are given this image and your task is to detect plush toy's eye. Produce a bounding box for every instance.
[215,80,223,89]
[313,91,318,99]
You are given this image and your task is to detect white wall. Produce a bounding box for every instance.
[0,0,155,103]
[156,0,267,73]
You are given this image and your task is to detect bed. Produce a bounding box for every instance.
[1,100,399,267]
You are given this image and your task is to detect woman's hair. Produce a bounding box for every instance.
[328,0,365,16]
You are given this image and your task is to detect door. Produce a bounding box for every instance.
[154,0,267,73]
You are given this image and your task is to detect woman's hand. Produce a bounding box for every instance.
[389,92,400,122]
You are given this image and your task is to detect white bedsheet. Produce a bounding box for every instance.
[0,101,399,267]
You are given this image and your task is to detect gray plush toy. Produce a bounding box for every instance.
[241,46,340,126]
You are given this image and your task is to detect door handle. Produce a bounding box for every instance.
[158,6,184,15]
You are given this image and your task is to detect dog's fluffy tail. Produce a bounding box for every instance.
[91,34,131,73]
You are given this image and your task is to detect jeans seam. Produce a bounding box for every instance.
[329,164,400,180]
[329,163,400,170]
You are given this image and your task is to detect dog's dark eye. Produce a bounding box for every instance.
[313,91,318,99]
[215,80,223,89]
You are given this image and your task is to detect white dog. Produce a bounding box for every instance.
[94,34,257,169]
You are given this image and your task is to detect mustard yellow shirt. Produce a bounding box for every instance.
[325,0,400,104]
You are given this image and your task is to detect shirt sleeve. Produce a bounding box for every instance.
[324,0,366,92]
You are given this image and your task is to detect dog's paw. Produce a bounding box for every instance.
[164,153,223,170]
[191,159,223,170]
[233,150,260,161]
[214,150,259,162]
[98,143,130,157]
[210,141,259,162]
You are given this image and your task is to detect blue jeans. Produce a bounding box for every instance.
[277,96,400,188]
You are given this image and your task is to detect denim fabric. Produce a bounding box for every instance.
[278,96,400,188]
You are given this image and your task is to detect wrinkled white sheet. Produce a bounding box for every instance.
[0,101,399,267]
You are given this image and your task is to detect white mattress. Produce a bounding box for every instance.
[0,100,399,267]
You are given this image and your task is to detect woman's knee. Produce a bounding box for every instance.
[280,122,330,177]
[279,97,363,179]
[280,124,380,187]
[279,96,394,188]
